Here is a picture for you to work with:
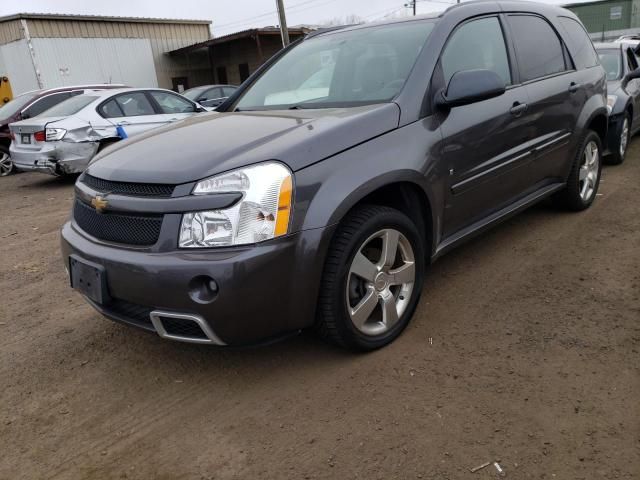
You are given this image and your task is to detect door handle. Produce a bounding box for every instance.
[568,82,581,93]
[117,121,130,126]
[510,102,528,116]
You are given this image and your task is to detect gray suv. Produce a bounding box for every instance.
[61,1,607,350]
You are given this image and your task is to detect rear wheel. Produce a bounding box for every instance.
[0,145,13,177]
[553,130,602,211]
[316,205,425,351]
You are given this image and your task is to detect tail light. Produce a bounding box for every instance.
[34,131,46,142]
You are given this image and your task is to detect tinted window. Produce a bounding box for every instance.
[115,92,155,116]
[509,15,567,82]
[202,87,222,100]
[100,99,123,118]
[441,17,511,86]
[149,91,195,113]
[39,95,98,117]
[0,92,37,119]
[182,86,208,101]
[23,92,71,118]
[598,49,622,80]
[626,48,639,70]
[558,17,599,68]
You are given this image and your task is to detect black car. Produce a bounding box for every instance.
[182,84,238,108]
[595,42,640,164]
[61,1,607,351]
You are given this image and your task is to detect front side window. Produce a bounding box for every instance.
[441,17,511,86]
[235,21,435,111]
[115,92,155,116]
[509,15,567,82]
[626,48,639,71]
[597,49,622,80]
[149,91,195,114]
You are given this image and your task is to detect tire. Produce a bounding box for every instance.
[607,112,630,165]
[316,205,425,351]
[553,130,602,211]
[0,145,13,177]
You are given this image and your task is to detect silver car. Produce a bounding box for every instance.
[9,88,205,176]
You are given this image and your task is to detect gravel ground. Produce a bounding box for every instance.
[0,143,639,480]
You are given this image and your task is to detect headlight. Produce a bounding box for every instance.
[607,95,618,114]
[45,128,66,141]
[179,162,293,248]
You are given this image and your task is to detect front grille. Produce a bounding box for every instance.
[83,174,176,197]
[74,199,163,246]
[160,317,208,339]
[106,299,154,329]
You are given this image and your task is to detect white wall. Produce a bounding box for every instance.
[1,37,159,95]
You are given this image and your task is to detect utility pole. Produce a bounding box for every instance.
[276,0,290,47]
[404,1,417,16]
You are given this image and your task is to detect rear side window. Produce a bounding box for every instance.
[115,92,155,116]
[508,15,567,82]
[100,99,123,118]
[558,17,599,68]
[441,17,511,86]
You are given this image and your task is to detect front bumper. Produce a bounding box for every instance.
[61,220,334,346]
[11,141,98,175]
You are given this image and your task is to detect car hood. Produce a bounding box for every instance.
[86,103,400,184]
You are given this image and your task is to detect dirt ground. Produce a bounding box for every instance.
[0,143,639,480]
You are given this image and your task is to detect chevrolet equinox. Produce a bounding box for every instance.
[61,1,607,350]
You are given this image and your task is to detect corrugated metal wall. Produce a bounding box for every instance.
[0,40,39,94]
[24,19,209,89]
[567,0,633,33]
[32,38,158,92]
[0,20,23,46]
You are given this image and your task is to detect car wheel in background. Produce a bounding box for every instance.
[316,205,425,351]
[553,130,603,211]
[0,146,13,176]
[607,112,631,165]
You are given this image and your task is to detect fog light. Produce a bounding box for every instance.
[188,275,218,304]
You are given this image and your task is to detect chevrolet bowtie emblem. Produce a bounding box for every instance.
[91,195,108,213]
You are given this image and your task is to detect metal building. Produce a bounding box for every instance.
[564,0,640,40]
[0,13,211,95]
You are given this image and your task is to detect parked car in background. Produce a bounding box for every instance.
[182,84,237,108]
[61,2,606,350]
[10,88,206,176]
[0,84,125,176]
[596,42,640,164]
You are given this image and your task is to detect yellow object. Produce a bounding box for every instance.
[0,76,13,104]
[275,175,293,237]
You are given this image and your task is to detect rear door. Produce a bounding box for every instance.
[98,91,167,137]
[438,15,535,237]
[511,14,593,184]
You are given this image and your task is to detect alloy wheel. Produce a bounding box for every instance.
[0,152,12,177]
[578,140,599,202]
[346,228,416,336]
[620,117,629,158]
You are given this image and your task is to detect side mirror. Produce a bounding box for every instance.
[436,69,506,108]
[624,67,640,83]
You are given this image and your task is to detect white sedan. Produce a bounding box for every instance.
[9,88,206,176]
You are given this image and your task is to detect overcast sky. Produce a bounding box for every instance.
[1,0,581,37]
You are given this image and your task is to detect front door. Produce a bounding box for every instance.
[437,15,534,238]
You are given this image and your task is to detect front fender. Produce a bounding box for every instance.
[292,117,445,253]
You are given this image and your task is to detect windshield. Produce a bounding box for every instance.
[235,21,435,111]
[598,49,622,80]
[40,95,98,117]
[0,92,38,120]
[182,86,209,101]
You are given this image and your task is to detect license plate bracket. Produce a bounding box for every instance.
[21,134,31,144]
[69,254,110,305]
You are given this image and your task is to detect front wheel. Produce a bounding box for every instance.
[316,205,425,351]
[553,130,602,211]
[607,113,630,165]
[0,146,13,177]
